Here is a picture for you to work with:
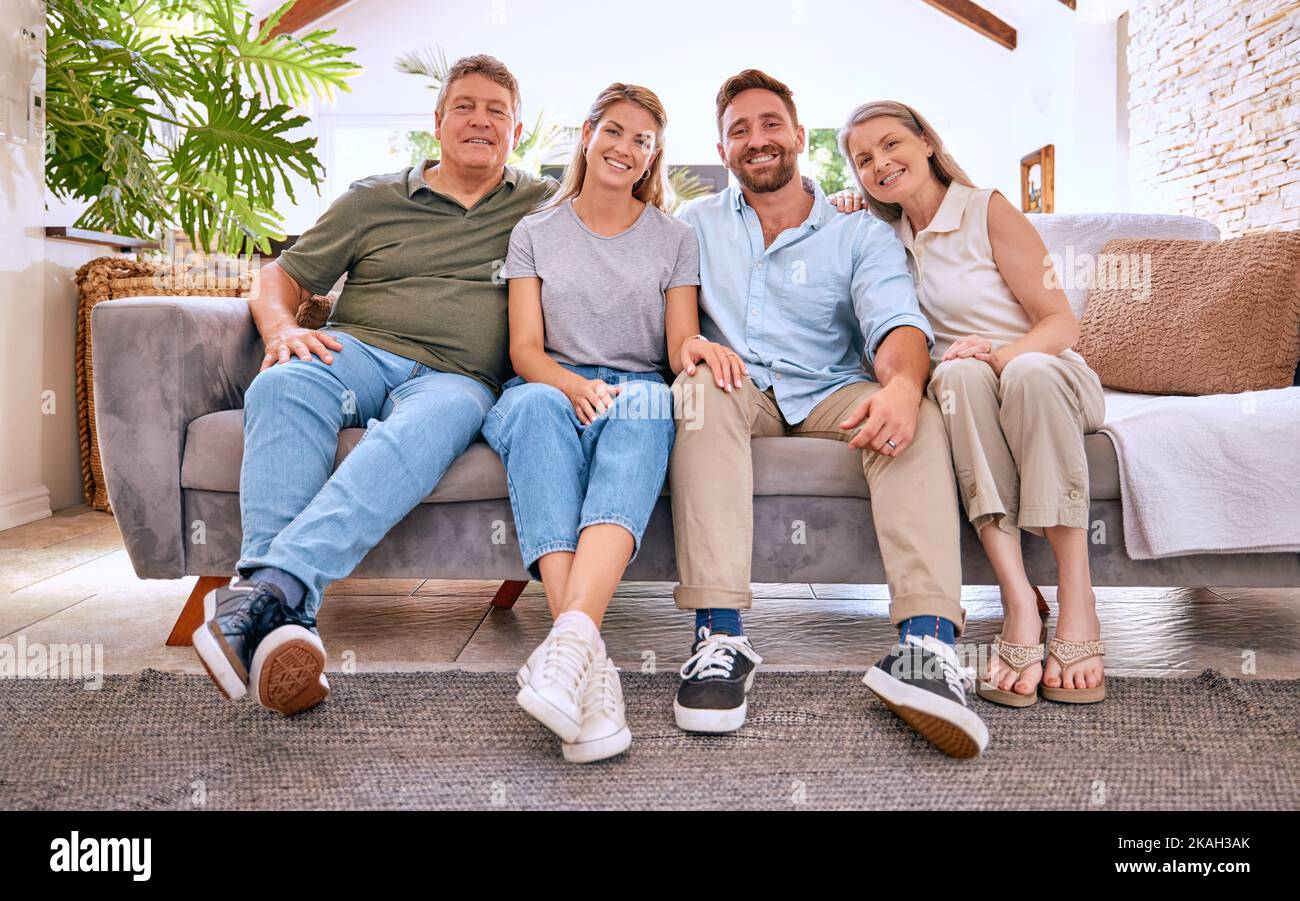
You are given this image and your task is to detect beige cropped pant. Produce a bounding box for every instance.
[670,366,967,635]
[926,350,1105,539]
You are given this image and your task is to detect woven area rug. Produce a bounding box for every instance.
[1,669,1296,810]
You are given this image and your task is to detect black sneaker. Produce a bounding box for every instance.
[862,634,989,758]
[191,578,295,701]
[673,626,763,733]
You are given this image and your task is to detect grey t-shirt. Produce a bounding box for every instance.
[502,199,700,372]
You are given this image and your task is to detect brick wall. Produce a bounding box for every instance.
[1127,0,1299,236]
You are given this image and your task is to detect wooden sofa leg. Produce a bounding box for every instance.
[1035,588,1051,619]
[490,580,528,609]
[166,575,227,647]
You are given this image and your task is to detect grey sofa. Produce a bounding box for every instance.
[91,211,1300,644]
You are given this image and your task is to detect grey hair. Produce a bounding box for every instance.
[837,100,975,222]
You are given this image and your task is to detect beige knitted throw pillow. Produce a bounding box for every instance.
[1076,232,1300,395]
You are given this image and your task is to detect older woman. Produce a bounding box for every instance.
[834,101,1106,707]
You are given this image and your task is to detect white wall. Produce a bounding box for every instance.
[0,0,50,528]
[1002,0,1127,214]
[252,0,1128,232]
[3,1,106,521]
[42,182,120,514]
[44,240,119,512]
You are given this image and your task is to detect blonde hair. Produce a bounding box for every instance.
[837,100,975,222]
[545,83,670,212]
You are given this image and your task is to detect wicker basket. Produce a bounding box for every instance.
[74,257,254,513]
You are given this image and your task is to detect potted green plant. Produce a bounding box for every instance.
[45,0,361,254]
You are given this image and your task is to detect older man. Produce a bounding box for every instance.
[192,55,554,716]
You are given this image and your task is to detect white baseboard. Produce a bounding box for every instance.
[0,485,52,532]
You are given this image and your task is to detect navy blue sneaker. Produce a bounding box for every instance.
[673,627,762,733]
[862,634,988,759]
[192,578,294,701]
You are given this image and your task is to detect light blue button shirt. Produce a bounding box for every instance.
[678,177,934,425]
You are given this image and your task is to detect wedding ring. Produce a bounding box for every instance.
[886,439,898,449]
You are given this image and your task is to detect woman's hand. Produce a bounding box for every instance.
[827,189,865,214]
[680,336,748,393]
[943,335,1008,376]
[943,335,994,362]
[973,346,1008,376]
[565,378,621,425]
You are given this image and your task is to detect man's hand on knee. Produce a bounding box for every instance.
[841,381,921,457]
[261,327,345,371]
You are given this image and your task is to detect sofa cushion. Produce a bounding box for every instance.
[1078,232,1300,395]
[180,408,1122,502]
[1027,212,1219,318]
[180,410,506,503]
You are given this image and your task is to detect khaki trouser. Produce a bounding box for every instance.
[926,351,1105,539]
[670,366,966,635]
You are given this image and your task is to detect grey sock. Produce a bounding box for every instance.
[249,566,306,611]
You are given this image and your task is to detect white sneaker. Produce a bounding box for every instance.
[515,624,600,743]
[563,656,632,764]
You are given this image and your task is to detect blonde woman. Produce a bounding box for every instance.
[833,101,1106,707]
[483,83,727,762]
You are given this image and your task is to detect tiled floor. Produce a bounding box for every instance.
[2,505,1298,679]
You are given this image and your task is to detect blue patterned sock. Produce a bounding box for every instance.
[249,566,306,611]
[694,607,743,637]
[898,615,956,645]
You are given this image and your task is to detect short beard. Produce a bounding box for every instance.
[732,148,797,194]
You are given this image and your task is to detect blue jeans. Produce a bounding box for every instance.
[481,364,676,580]
[237,330,495,620]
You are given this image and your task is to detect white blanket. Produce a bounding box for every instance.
[1098,387,1300,559]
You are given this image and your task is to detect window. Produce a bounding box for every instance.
[806,127,851,195]
[320,115,439,204]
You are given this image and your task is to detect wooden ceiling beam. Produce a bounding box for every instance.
[262,0,354,37]
[920,0,1017,50]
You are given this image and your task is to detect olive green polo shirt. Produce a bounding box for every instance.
[276,159,557,394]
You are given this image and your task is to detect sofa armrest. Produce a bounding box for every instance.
[92,296,262,578]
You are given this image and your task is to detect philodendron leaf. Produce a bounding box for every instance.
[46,0,353,252]
[196,0,360,106]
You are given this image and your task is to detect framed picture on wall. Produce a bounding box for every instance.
[1020,144,1054,213]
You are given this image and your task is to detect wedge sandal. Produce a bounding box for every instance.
[1040,636,1106,704]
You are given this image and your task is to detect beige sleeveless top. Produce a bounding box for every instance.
[893,182,1084,366]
